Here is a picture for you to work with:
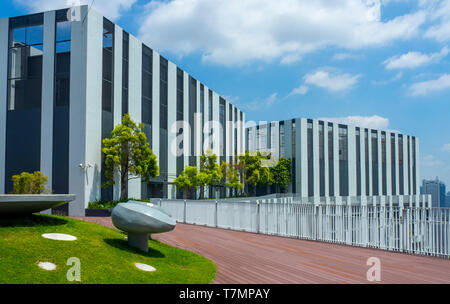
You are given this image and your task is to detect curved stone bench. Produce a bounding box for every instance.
[112,202,176,252]
[0,194,76,216]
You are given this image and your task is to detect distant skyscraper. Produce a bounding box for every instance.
[446,191,450,208]
[421,178,446,208]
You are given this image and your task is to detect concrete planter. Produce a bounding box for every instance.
[0,194,76,216]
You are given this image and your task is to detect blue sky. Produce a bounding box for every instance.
[2,0,450,187]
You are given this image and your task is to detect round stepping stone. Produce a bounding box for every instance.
[135,263,156,272]
[37,262,56,271]
[42,233,77,241]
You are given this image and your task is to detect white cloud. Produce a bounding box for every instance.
[241,93,279,111]
[304,70,361,92]
[421,155,444,167]
[442,144,450,152]
[288,85,309,96]
[317,115,390,130]
[383,46,449,69]
[409,74,450,96]
[13,0,135,20]
[424,0,450,42]
[137,0,426,66]
[372,71,403,85]
[332,53,364,61]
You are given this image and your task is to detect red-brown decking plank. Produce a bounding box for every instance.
[72,217,450,284]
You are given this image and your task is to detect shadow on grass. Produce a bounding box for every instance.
[104,238,166,258]
[0,214,68,227]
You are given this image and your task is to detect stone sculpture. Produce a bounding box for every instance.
[111,201,176,252]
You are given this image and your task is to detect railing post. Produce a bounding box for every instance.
[256,200,260,234]
[215,200,218,228]
[399,206,404,252]
[346,202,351,245]
[184,200,187,223]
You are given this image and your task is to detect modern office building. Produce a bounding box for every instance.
[0,6,245,216]
[421,178,446,208]
[246,118,421,205]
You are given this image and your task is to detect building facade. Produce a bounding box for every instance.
[0,7,245,216]
[421,178,446,208]
[247,118,421,205]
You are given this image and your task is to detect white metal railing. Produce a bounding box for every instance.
[156,196,449,258]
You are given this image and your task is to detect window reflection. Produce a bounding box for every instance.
[8,14,44,111]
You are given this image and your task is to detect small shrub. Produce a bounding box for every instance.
[88,197,150,209]
[11,171,50,194]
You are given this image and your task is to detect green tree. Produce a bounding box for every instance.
[238,151,273,196]
[196,171,210,199]
[200,149,223,198]
[224,163,243,196]
[174,166,199,199]
[270,158,292,193]
[11,171,50,194]
[102,113,159,201]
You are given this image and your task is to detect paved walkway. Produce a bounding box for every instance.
[73,217,450,284]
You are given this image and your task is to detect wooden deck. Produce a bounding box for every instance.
[74,217,450,284]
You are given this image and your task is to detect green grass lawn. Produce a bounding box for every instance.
[0,214,216,284]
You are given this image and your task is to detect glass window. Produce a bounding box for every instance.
[53,11,71,195]
[142,45,153,72]
[142,45,152,128]
[102,28,113,49]
[365,129,369,195]
[399,135,404,195]
[102,48,113,82]
[55,20,71,107]
[201,84,205,154]
[209,90,213,129]
[381,132,387,195]
[328,124,334,196]
[189,77,197,165]
[391,133,396,195]
[11,27,26,46]
[5,13,44,194]
[356,128,361,196]
[56,21,71,42]
[219,98,225,161]
[208,90,213,148]
[308,121,313,197]
[371,131,378,196]
[339,126,348,196]
[319,123,326,196]
[8,14,44,111]
[176,68,184,175]
[159,57,169,181]
[280,122,285,159]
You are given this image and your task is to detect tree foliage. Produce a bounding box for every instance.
[174,166,199,199]
[238,151,274,195]
[174,150,291,199]
[200,149,223,198]
[11,171,50,194]
[270,158,292,192]
[222,162,243,193]
[102,113,159,201]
